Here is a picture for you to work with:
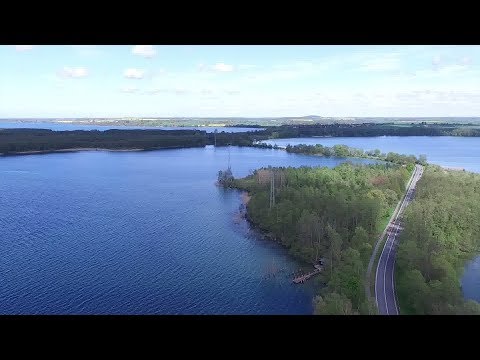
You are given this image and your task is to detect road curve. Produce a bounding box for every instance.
[375,164,423,315]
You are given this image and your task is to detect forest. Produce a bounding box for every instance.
[396,166,480,314]
[264,123,480,138]
[0,129,207,154]
[226,162,412,314]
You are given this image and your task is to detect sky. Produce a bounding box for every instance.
[1,45,480,118]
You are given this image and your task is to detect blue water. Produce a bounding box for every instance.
[263,136,480,173]
[0,146,376,314]
[462,257,480,303]
[0,121,263,133]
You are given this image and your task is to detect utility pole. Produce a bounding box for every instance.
[228,145,231,170]
[269,169,275,210]
[273,171,275,207]
[214,129,217,147]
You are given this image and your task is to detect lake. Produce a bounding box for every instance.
[0,121,263,133]
[0,146,375,314]
[2,136,479,313]
[462,257,480,303]
[263,136,480,173]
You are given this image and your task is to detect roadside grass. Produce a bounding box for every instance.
[376,208,395,239]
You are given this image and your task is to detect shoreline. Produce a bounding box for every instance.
[238,190,313,266]
[440,165,466,171]
[0,145,204,157]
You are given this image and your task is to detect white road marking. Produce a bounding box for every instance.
[375,165,422,315]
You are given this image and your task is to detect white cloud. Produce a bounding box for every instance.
[395,90,480,105]
[144,88,168,95]
[432,55,442,66]
[14,45,34,51]
[238,64,257,70]
[70,45,104,59]
[120,87,138,93]
[236,60,336,86]
[57,67,89,78]
[124,68,145,79]
[360,54,401,71]
[459,56,472,66]
[132,45,156,58]
[141,87,190,95]
[197,62,234,72]
[413,63,472,78]
[174,88,189,95]
[437,64,469,75]
[212,63,234,72]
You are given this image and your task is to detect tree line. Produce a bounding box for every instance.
[285,144,427,167]
[0,129,207,154]
[264,123,480,138]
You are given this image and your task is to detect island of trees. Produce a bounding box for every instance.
[2,122,479,155]
[396,166,480,314]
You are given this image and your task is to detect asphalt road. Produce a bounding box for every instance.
[375,164,423,315]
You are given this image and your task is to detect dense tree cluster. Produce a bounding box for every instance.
[285,144,427,167]
[230,163,411,314]
[0,129,207,154]
[396,167,480,314]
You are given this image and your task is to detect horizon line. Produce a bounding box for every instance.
[2,116,480,120]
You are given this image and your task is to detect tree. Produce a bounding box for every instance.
[329,248,365,308]
[314,293,357,315]
[217,168,234,187]
[418,154,427,165]
[351,226,369,249]
[326,224,342,273]
[359,298,378,315]
[397,270,430,314]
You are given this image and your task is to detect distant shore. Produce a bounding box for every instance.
[440,165,466,171]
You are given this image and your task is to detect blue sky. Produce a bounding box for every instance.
[1,45,480,118]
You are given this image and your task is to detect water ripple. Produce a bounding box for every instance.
[0,147,348,314]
